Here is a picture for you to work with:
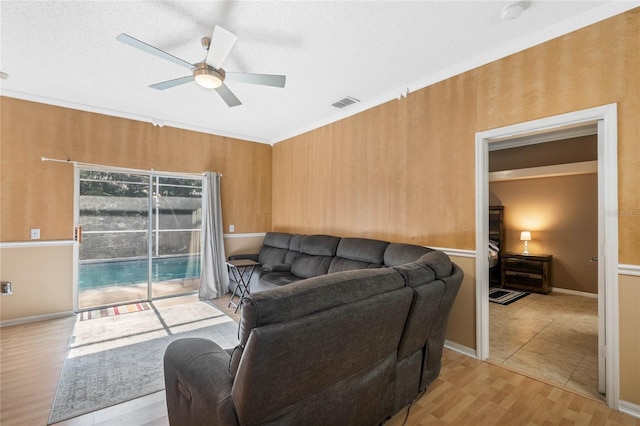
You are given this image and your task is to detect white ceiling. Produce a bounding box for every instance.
[1,1,637,144]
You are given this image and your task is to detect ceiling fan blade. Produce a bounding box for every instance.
[149,75,194,90]
[225,72,286,88]
[205,26,238,69]
[117,33,194,70]
[216,83,242,107]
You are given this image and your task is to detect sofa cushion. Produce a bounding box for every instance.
[335,238,389,263]
[288,233,304,252]
[391,251,454,362]
[421,251,452,278]
[261,264,291,273]
[328,257,379,273]
[328,238,389,273]
[396,279,445,360]
[258,246,287,266]
[263,232,293,249]
[289,235,340,278]
[299,234,340,256]
[384,243,433,267]
[421,264,464,389]
[291,254,334,278]
[394,251,452,288]
[258,272,304,289]
[258,232,293,266]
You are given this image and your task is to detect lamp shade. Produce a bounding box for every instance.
[520,231,531,241]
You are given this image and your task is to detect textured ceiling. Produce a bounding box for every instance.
[1,1,637,144]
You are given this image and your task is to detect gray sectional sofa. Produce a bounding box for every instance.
[228,232,439,293]
[163,232,464,425]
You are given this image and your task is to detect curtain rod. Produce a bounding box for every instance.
[41,157,221,177]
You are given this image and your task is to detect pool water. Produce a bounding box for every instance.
[79,256,201,289]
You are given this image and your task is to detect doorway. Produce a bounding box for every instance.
[487,133,601,399]
[74,167,203,311]
[474,104,620,409]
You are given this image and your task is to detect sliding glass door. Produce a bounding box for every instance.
[76,169,202,311]
[150,176,202,299]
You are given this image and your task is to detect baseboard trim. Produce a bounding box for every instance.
[0,310,75,328]
[619,400,640,419]
[444,340,477,359]
[552,287,598,298]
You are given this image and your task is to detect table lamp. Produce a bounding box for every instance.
[520,231,531,254]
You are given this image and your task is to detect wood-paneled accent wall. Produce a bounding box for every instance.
[0,98,272,242]
[273,70,477,249]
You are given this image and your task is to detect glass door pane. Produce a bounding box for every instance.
[78,170,150,310]
[150,176,202,298]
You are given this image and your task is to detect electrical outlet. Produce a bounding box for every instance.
[229,224,235,233]
[30,228,40,240]
[1,282,12,296]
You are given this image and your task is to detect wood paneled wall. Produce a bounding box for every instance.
[0,98,272,241]
[273,70,477,249]
[273,9,640,265]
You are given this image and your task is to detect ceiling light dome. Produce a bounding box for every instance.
[501,3,524,21]
[194,63,224,89]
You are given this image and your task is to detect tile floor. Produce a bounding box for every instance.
[489,290,603,401]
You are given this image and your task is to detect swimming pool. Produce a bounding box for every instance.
[79,256,201,289]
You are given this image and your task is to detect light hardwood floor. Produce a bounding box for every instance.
[1,293,638,426]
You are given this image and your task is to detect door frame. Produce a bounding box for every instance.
[474,103,619,409]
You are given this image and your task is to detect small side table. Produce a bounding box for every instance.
[501,252,553,294]
[226,259,259,313]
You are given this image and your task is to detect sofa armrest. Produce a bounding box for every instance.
[262,263,291,273]
[228,253,259,262]
[164,338,239,426]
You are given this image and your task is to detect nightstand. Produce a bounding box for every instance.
[501,252,553,294]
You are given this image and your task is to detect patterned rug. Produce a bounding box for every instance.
[78,302,151,321]
[489,287,530,305]
[49,300,239,424]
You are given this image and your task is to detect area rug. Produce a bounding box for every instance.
[48,300,239,424]
[78,302,151,320]
[489,287,530,305]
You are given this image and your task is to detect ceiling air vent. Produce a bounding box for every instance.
[332,96,360,109]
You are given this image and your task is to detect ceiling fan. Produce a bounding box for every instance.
[116,26,286,107]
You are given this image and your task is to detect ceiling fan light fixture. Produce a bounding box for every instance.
[194,65,224,89]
